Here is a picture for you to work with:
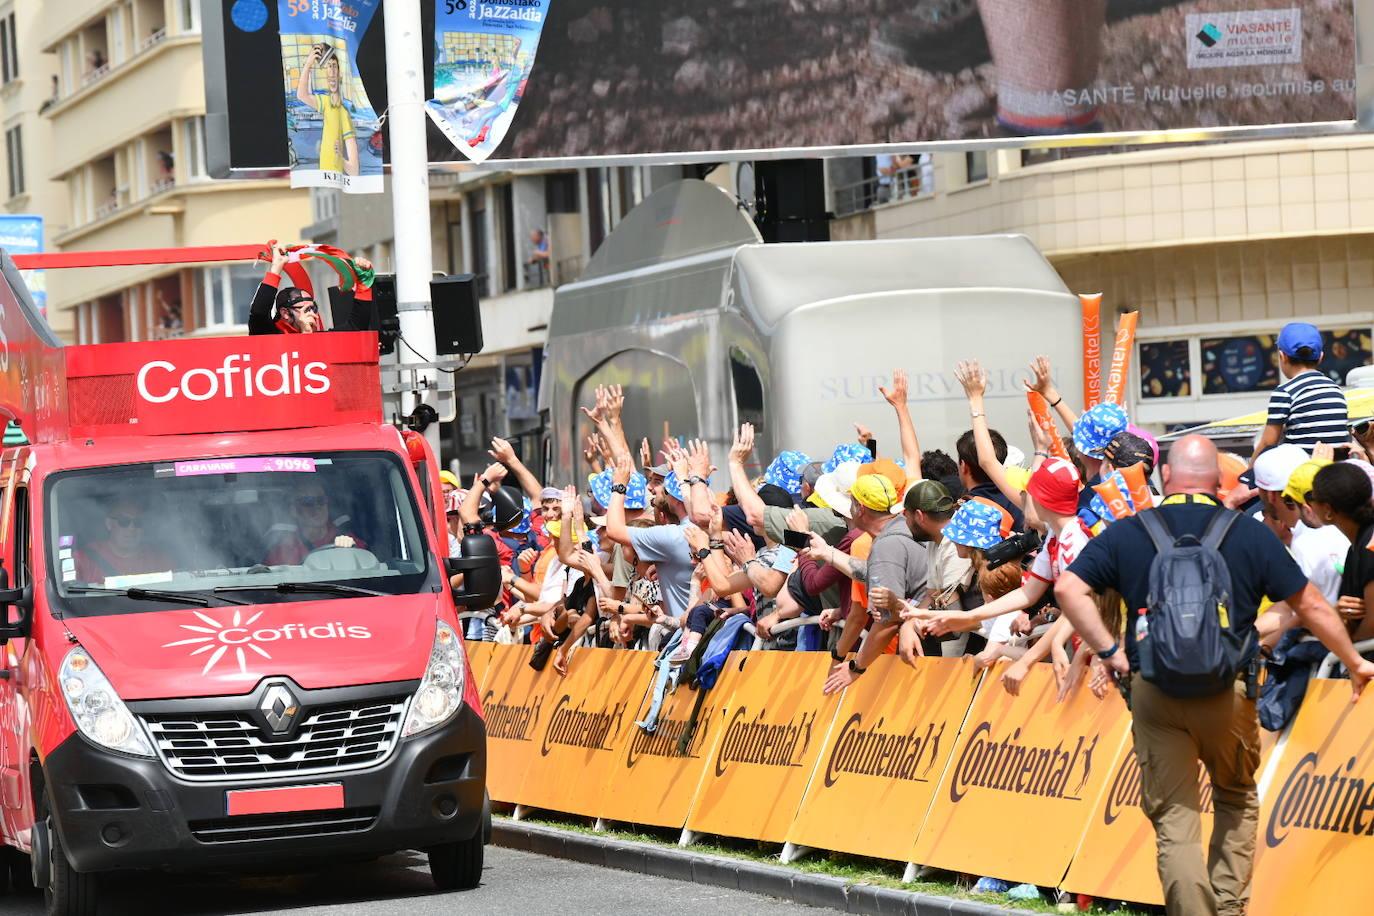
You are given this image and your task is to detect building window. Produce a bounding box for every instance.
[182,116,206,180]
[499,182,516,293]
[1201,334,1280,395]
[197,265,261,328]
[0,13,17,85]
[546,172,578,213]
[965,151,988,184]
[177,0,201,34]
[5,124,22,199]
[1316,328,1373,386]
[1138,340,1191,399]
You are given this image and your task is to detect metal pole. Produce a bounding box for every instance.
[383,0,440,452]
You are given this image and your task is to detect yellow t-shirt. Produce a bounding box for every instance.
[318,96,355,173]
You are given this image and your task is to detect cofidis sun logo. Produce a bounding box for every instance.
[162,610,372,677]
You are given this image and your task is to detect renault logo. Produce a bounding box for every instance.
[260,684,300,734]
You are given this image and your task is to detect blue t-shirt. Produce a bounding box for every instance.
[1068,501,1307,670]
[629,518,695,620]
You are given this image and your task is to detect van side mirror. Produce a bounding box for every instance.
[0,565,30,645]
[446,534,501,611]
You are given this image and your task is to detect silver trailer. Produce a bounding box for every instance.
[539,179,1085,485]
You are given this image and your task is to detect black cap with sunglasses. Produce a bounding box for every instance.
[248,243,378,337]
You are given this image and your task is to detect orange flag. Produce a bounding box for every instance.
[1104,311,1139,406]
[1028,391,1070,461]
[1081,293,1103,409]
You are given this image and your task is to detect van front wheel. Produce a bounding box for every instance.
[38,793,98,916]
[428,831,484,891]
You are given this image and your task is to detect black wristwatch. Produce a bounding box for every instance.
[1096,641,1120,661]
[693,547,711,562]
[848,659,866,676]
[480,477,494,489]
[610,483,628,495]
[463,522,483,536]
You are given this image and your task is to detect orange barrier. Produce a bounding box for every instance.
[1250,680,1374,916]
[1081,293,1103,408]
[592,653,733,829]
[1104,311,1139,406]
[910,664,1131,888]
[466,641,495,692]
[511,648,654,818]
[686,652,842,843]
[1062,737,1215,906]
[787,656,981,861]
[479,644,565,803]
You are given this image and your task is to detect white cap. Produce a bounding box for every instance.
[1003,446,1026,469]
[1253,444,1311,492]
[812,461,861,520]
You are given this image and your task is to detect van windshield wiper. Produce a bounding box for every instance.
[66,585,249,607]
[213,581,388,598]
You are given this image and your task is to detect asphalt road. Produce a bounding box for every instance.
[4,845,840,915]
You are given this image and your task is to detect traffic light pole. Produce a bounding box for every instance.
[383,0,441,453]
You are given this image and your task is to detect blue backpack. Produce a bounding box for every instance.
[1137,509,1250,698]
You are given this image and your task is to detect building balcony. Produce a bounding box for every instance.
[45,36,203,178]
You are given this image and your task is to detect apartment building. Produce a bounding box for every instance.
[829,137,1374,434]
[305,164,711,470]
[36,0,308,343]
[0,0,69,337]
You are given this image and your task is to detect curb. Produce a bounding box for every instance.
[491,819,1018,915]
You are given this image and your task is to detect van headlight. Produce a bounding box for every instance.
[59,648,154,757]
[402,619,466,738]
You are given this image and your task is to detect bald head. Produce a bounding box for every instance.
[1162,434,1221,496]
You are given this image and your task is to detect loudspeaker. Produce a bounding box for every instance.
[371,274,398,355]
[431,273,483,356]
[753,159,830,243]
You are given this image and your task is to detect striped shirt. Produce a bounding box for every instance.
[1266,370,1349,451]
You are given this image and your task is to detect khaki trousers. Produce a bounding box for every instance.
[1131,676,1260,916]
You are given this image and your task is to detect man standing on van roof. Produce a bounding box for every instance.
[249,244,375,336]
[1251,322,1350,461]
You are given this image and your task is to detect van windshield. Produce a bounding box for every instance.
[46,451,433,615]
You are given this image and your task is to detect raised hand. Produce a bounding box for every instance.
[786,508,809,533]
[878,369,908,407]
[488,436,517,465]
[683,523,709,552]
[954,360,987,401]
[611,452,633,486]
[481,463,508,484]
[1023,355,1054,396]
[729,423,755,465]
[854,422,874,444]
[722,529,756,565]
[603,384,624,425]
[687,439,712,479]
[639,437,653,469]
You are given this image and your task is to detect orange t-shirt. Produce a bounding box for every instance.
[848,532,897,654]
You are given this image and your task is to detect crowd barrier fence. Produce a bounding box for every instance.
[463,640,1372,908]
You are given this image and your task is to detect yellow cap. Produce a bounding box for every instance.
[850,474,900,514]
[439,470,461,489]
[1004,466,1031,493]
[545,519,586,541]
[1284,458,1332,506]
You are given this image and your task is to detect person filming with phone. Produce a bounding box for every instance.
[1054,434,1374,916]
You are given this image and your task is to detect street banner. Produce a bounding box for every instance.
[513,648,650,818]
[1081,294,1102,408]
[686,652,842,843]
[910,664,1131,888]
[1250,679,1374,916]
[1105,311,1140,406]
[209,1,1361,172]
[277,0,384,193]
[593,653,733,829]
[1062,736,1216,907]
[479,643,563,803]
[427,0,554,164]
[786,656,980,862]
[0,216,44,315]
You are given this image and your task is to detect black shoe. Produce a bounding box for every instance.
[529,638,555,671]
[869,2,989,74]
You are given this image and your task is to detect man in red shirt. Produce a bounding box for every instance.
[75,497,175,583]
[264,483,363,566]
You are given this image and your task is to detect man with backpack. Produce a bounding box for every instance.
[1055,435,1374,916]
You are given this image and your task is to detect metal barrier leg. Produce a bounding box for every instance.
[902,862,919,884]
[780,842,812,864]
[593,818,609,833]
[678,828,697,848]
[513,804,534,822]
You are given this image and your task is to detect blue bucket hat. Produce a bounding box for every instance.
[590,469,648,510]
[942,500,1007,551]
[508,497,533,536]
[663,471,685,503]
[1073,402,1129,459]
[764,450,810,497]
[824,443,871,474]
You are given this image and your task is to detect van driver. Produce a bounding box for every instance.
[264,483,366,566]
[74,497,175,583]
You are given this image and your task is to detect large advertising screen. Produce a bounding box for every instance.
[205,0,1365,173]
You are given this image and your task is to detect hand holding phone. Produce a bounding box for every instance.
[782,528,810,550]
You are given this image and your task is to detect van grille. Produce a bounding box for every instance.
[140,696,409,782]
[190,807,380,844]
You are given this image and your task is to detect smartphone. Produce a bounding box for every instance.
[782,529,810,550]
[1333,445,1352,462]
[865,438,878,459]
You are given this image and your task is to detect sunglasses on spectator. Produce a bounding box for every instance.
[284,301,319,315]
[1353,420,1373,439]
[295,496,328,509]
[109,514,143,528]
